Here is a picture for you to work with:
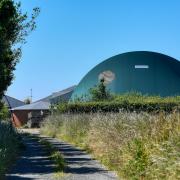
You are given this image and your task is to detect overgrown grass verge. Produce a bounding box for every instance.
[0,121,23,178]
[39,139,66,173]
[25,133,66,177]
[41,112,180,179]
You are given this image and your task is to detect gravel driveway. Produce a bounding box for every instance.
[5,135,55,180]
[42,136,117,180]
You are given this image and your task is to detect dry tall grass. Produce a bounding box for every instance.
[41,112,180,179]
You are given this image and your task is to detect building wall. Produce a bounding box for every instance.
[12,110,30,127]
[12,110,50,127]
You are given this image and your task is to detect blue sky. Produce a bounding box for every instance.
[7,0,180,101]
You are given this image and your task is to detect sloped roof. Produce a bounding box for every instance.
[2,95,25,108]
[36,85,76,103]
[11,86,76,111]
[11,101,50,111]
[50,85,76,99]
[36,94,52,103]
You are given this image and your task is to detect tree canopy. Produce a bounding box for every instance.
[89,79,112,101]
[0,0,39,101]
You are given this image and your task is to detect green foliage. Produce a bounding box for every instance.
[89,79,113,101]
[56,94,180,113]
[122,139,150,179]
[41,112,180,179]
[51,152,65,171]
[0,0,40,99]
[0,121,22,177]
[0,103,9,120]
[24,98,31,104]
[39,139,65,172]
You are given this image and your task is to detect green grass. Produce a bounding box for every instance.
[41,112,180,179]
[21,133,66,177]
[0,121,22,178]
[39,139,66,172]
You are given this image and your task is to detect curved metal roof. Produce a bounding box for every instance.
[71,51,180,100]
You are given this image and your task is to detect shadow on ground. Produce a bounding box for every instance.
[6,132,117,180]
[5,135,55,180]
[43,137,117,179]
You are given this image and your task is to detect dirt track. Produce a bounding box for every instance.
[5,129,117,180]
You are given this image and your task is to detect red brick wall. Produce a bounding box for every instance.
[12,110,30,127]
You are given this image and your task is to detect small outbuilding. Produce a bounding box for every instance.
[11,86,76,127]
[11,101,50,127]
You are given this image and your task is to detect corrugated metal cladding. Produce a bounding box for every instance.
[71,51,180,100]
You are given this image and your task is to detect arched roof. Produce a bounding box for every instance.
[71,51,180,100]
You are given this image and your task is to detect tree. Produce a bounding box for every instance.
[24,98,31,104]
[0,0,40,101]
[0,103,9,120]
[89,78,112,101]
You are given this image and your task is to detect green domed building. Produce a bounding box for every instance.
[71,51,180,100]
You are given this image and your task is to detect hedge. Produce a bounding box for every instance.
[56,101,180,114]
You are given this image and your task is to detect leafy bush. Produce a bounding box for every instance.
[0,121,22,177]
[41,112,180,179]
[55,93,180,113]
[56,99,180,114]
[0,103,10,120]
[89,79,113,101]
